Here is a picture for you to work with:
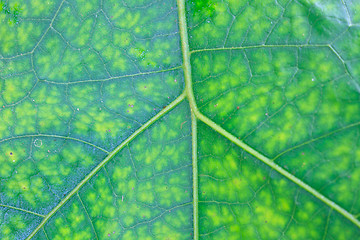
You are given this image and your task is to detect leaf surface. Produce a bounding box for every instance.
[0,0,360,239]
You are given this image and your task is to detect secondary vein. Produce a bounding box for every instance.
[0,204,45,218]
[25,92,186,240]
[0,134,109,153]
[195,111,360,229]
[273,121,360,160]
[190,44,329,54]
[41,66,183,85]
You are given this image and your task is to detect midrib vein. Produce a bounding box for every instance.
[177,0,199,239]
[22,1,359,239]
[190,111,199,239]
[176,0,360,231]
[25,92,186,239]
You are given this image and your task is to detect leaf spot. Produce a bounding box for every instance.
[34,139,42,147]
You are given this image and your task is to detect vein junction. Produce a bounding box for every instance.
[17,0,360,238]
[177,0,360,233]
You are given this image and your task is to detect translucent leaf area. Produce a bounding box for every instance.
[0,0,360,239]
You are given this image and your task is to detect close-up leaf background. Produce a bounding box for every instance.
[1,0,360,239]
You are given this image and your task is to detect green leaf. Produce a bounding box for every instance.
[1,0,360,239]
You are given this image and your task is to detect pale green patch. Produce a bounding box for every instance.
[0,209,41,240]
[44,199,95,240]
[39,103,192,238]
[198,123,359,239]
[1,0,360,239]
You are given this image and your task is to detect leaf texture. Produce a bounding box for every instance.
[0,0,360,239]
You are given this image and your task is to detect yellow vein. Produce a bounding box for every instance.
[41,66,183,85]
[125,202,192,230]
[177,0,199,239]
[273,121,360,160]
[77,193,98,240]
[328,45,360,93]
[200,226,226,237]
[190,44,329,54]
[195,111,360,229]
[31,0,65,53]
[25,92,186,240]
[0,134,109,154]
[323,208,333,240]
[42,228,50,240]
[0,204,45,218]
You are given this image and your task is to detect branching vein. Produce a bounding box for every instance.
[195,111,360,229]
[25,92,186,239]
[0,134,109,154]
[0,204,45,218]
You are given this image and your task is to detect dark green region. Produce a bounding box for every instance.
[299,0,344,37]
[1,0,20,24]
[188,0,215,18]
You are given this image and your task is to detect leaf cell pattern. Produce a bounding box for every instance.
[0,0,360,239]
